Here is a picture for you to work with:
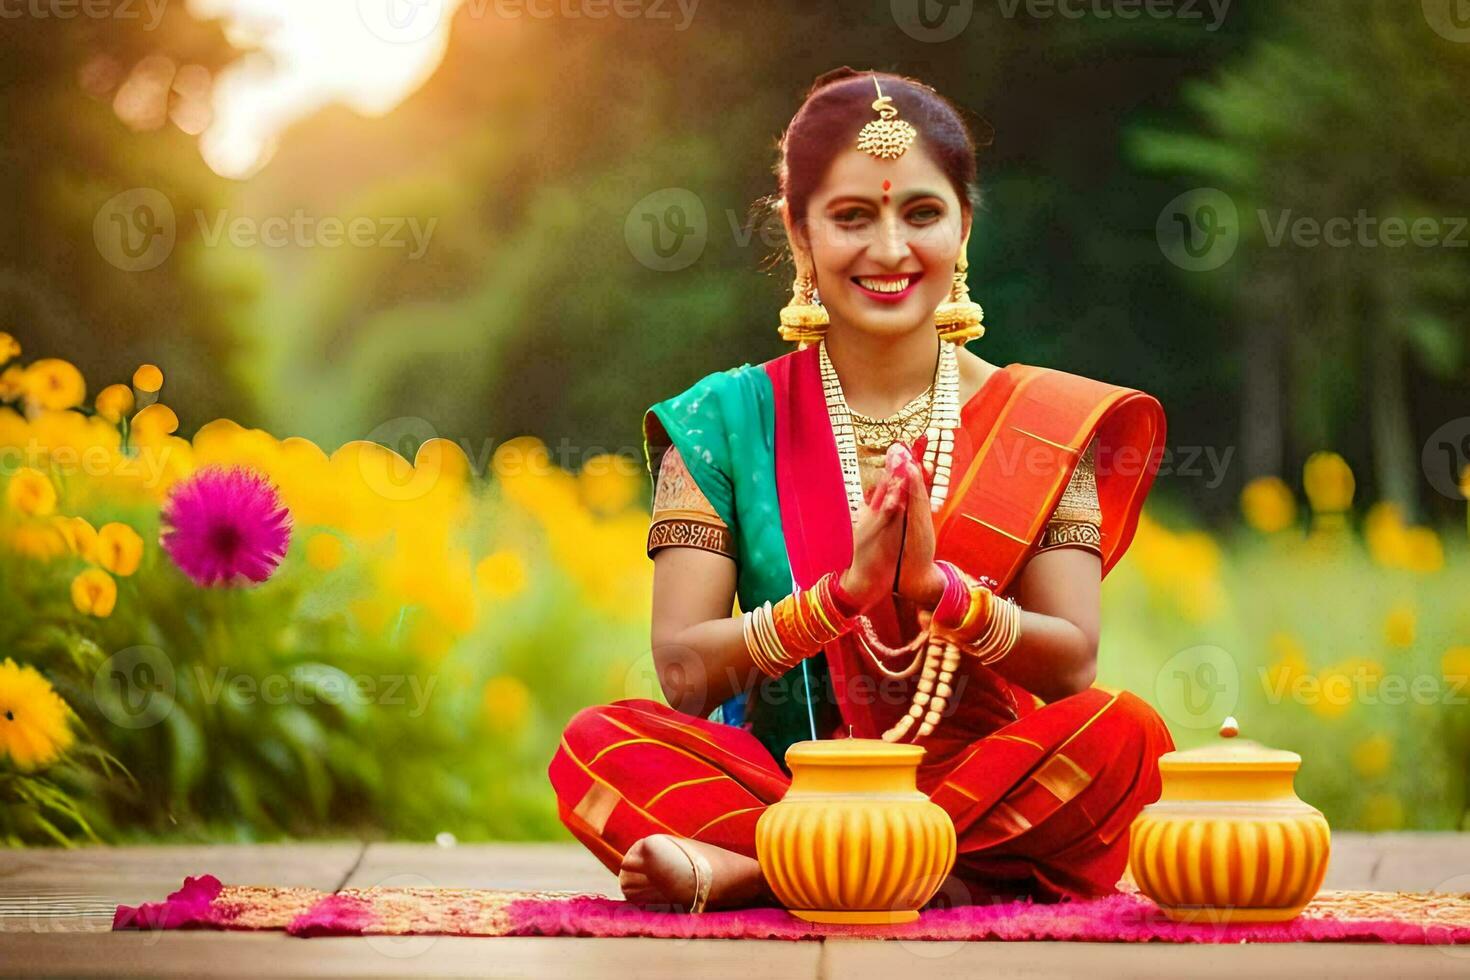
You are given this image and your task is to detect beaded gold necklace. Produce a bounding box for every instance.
[818,337,965,742]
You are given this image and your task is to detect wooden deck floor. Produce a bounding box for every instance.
[2,834,1468,978]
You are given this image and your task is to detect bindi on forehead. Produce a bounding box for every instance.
[882,179,891,204]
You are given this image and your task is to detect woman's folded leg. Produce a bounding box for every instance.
[922,687,1174,901]
[548,698,791,874]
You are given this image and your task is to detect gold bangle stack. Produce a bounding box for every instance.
[742,572,856,679]
[962,593,1022,665]
[935,584,1022,666]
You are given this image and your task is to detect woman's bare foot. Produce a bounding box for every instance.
[618,835,769,911]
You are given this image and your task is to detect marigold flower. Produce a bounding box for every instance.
[1239,476,1296,533]
[52,515,98,561]
[1302,451,1354,513]
[476,549,527,599]
[23,358,85,411]
[97,522,144,576]
[306,532,344,571]
[160,465,292,587]
[0,658,74,770]
[132,363,163,393]
[95,383,136,424]
[70,567,117,617]
[0,332,19,363]
[5,467,57,516]
[1350,734,1393,780]
[132,403,179,437]
[1383,601,1416,649]
[5,522,68,560]
[0,365,24,401]
[482,675,530,735]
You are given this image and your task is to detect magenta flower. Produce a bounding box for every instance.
[160,466,292,587]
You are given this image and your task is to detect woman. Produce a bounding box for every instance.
[548,67,1174,913]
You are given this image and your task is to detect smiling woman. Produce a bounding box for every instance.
[548,66,1173,916]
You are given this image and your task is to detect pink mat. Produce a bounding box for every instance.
[112,875,1470,944]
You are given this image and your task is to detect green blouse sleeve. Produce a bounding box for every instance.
[642,366,750,543]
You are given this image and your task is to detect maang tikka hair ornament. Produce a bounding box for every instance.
[856,75,917,161]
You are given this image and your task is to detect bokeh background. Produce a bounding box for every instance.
[2,0,1469,846]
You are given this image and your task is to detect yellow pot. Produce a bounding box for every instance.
[755,738,956,925]
[1129,719,1331,923]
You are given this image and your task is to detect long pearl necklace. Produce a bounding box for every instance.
[818,337,965,743]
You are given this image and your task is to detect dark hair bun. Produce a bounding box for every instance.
[806,66,864,97]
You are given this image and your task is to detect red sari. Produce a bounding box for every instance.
[549,345,1174,902]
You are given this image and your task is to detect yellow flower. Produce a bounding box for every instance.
[23,358,85,411]
[1360,792,1404,831]
[1309,657,1384,720]
[131,403,178,437]
[1239,476,1296,533]
[476,549,527,599]
[96,522,144,576]
[1401,526,1443,574]
[1302,451,1354,513]
[1442,646,1470,684]
[0,659,74,770]
[5,467,57,516]
[132,363,163,393]
[51,515,98,561]
[0,365,24,401]
[5,521,68,560]
[306,532,344,571]
[482,675,531,735]
[1364,501,1408,568]
[1350,734,1393,779]
[1383,601,1416,649]
[579,453,641,515]
[95,384,135,424]
[1263,631,1310,693]
[70,568,117,617]
[0,332,19,363]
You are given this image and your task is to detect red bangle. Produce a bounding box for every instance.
[932,560,969,629]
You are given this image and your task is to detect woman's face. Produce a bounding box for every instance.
[789,143,970,339]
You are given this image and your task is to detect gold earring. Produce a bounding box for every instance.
[935,232,985,343]
[778,251,828,347]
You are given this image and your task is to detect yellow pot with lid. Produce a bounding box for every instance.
[755,738,956,925]
[1129,718,1331,923]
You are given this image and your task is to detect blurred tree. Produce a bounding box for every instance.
[1131,0,1470,520]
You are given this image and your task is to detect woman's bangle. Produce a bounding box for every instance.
[931,560,970,630]
[743,571,858,679]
